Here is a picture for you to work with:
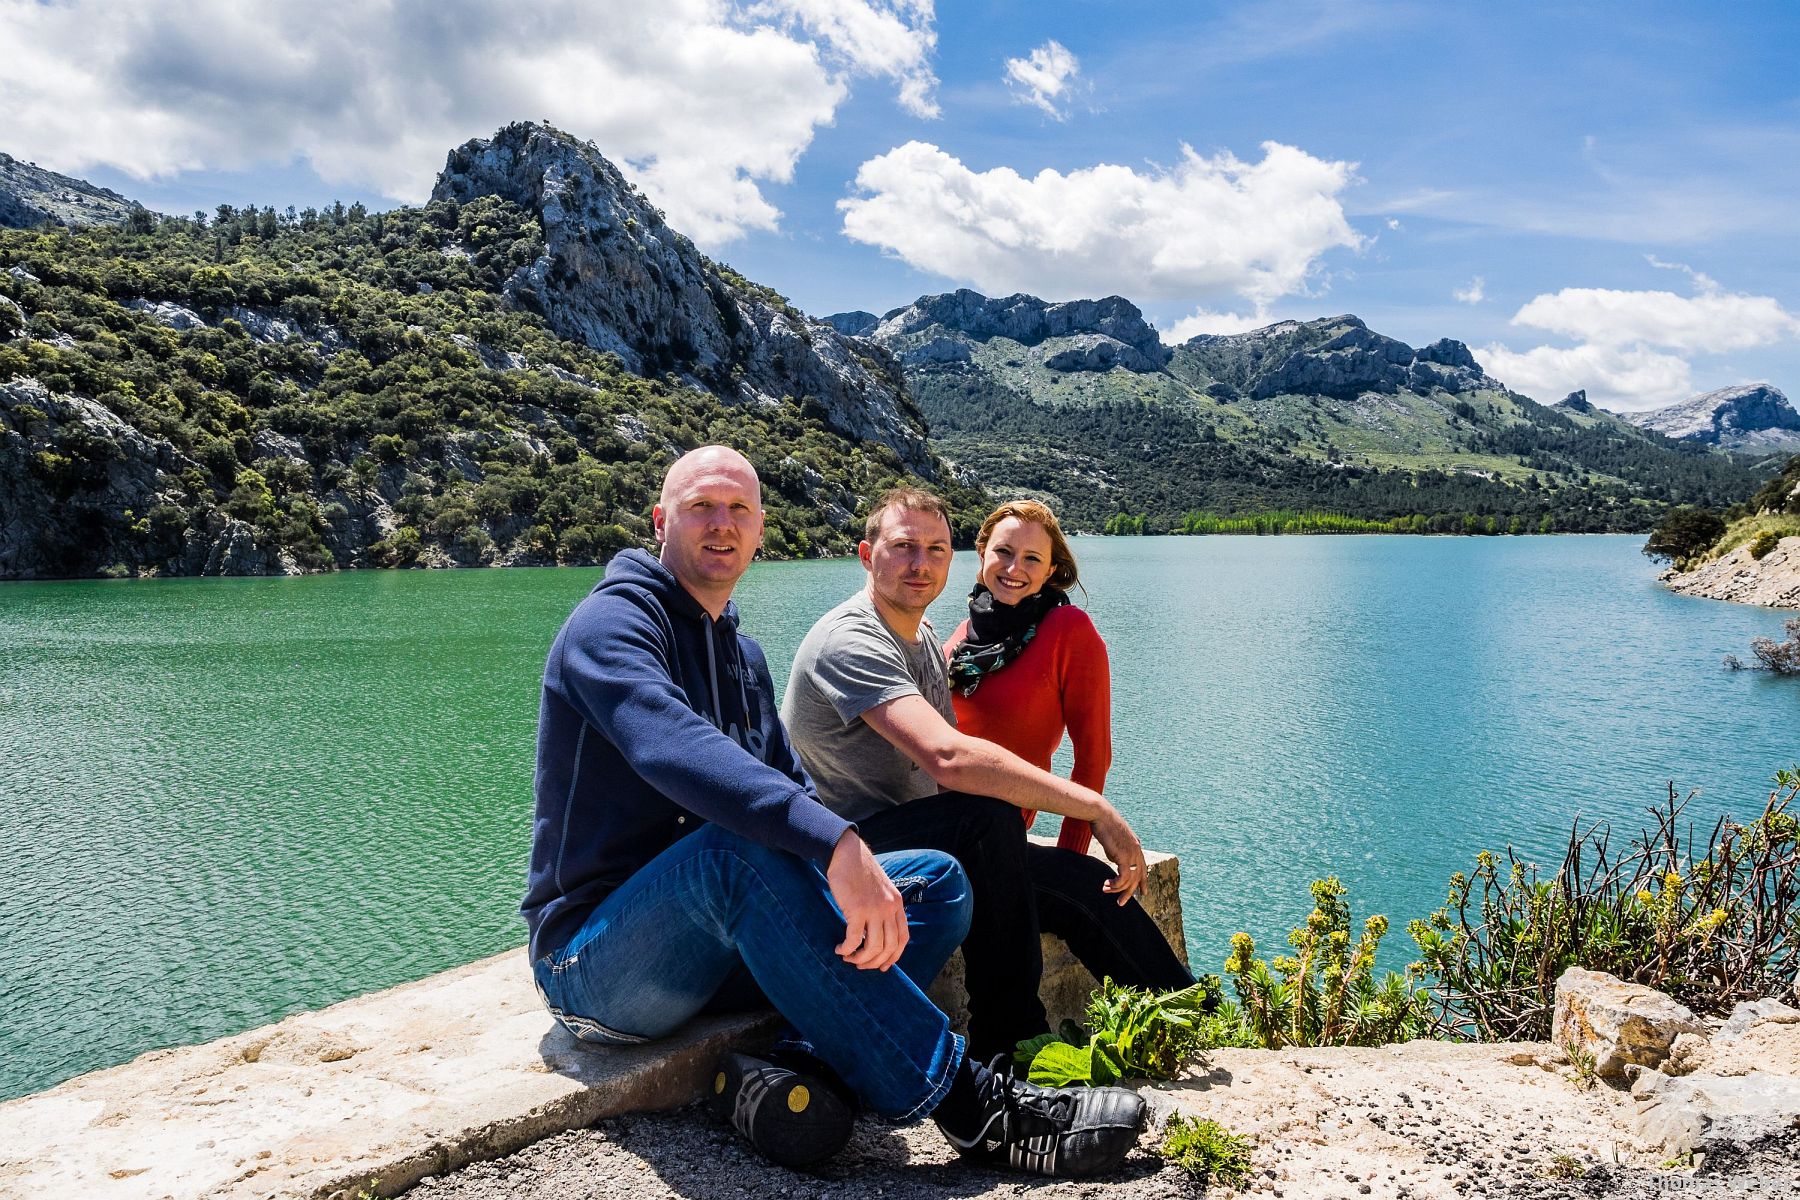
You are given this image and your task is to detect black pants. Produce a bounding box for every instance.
[859,791,1194,1062]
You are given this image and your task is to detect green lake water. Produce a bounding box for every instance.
[2,535,1795,1100]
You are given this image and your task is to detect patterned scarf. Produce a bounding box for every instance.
[946,583,1068,696]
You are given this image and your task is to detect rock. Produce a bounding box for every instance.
[1556,389,1595,414]
[1664,1032,1713,1077]
[126,298,207,331]
[224,306,303,344]
[1042,334,1166,374]
[1416,338,1479,370]
[1624,383,1800,451]
[1551,967,1706,1078]
[0,292,24,338]
[8,264,40,284]
[870,289,1173,372]
[1663,538,1800,609]
[251,428,307,463]
[1629,1069,1800,1156]
[824,310,878,338]
[1717,998,1800,1043]
[0,377,190,580]
[0,151,148,229]
[896,335,972,366]
[432,122,935,477]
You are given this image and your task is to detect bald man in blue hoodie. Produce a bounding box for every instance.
[522,446,1146,1178]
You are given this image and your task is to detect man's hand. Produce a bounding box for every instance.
[1091,802,1148,905]
[826,830,909,970]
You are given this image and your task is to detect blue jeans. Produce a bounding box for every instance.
[532,823,971,1119]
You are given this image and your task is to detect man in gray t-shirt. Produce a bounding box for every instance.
[782,589,954,822]
[781,488,1177,1062]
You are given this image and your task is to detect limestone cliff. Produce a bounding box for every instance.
[863,289,1172,373]
[1625,384,1800,452]
[433,124,933,476]
[0,152,147,229]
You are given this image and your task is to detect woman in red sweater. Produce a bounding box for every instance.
[946,500,1193,994]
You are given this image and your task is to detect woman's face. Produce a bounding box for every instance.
[978,515,1056,604]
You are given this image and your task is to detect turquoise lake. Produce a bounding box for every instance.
[2,534,1795,1101]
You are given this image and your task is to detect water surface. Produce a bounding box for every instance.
[2,535,1793,1100]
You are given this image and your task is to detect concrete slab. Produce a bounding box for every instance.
[0,950,782,1200]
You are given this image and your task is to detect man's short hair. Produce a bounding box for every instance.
[863,487,951,543]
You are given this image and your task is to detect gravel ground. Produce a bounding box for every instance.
[407,1102,1800,1200]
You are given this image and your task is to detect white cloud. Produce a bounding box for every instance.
[1479,266,1800,410]
[1477,342,1694,411]
[1511,284,1800,354]
[1004,40,1081,119]
[1454,276,1485,304]
[0,0,939,244]
[1163,308,1273,342]
[1385,218,1402,231]
[839,140,1362,307]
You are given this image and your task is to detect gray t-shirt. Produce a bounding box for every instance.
[781,589,955,822]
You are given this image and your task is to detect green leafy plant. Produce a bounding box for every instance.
[1160,1114,1253,1188]
[1013,977,1221,1085]
[1750,528,1781,559]
[1564,1039,1598,1091]
[1543,1151,1587,1179]
[1409,774,1799,1041]
[1221,877,1433,1048]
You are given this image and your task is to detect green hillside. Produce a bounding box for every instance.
[0,196,981,579]
[876,302,1766,532]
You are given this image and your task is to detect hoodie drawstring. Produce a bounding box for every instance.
[703,615,725,731]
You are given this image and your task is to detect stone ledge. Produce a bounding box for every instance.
[0,841,1185,1200]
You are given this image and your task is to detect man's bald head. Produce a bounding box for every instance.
[652,445,765,618]
[660,446,761,512]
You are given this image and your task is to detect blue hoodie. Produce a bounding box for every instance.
[523,549,854,960]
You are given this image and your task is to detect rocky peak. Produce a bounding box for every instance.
[871,289,1172,372]
[1182,314,1498,401]
[433,123,933,475]
[1624,383,1800,450]
[0,152,147,229]
[1556,389,1595,414]
[825,311,878,338]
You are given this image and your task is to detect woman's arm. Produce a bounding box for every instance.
[1057,610,1112,854]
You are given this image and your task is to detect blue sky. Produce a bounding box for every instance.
[5,0,1797,411]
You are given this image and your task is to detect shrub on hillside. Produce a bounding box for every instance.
[1750,529,1781,559]
[1642,506,1726,565]
[1408,775,1798,1040]
[1220,877,1434,1048]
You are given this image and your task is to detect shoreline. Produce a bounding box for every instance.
[1662,535,1800,609]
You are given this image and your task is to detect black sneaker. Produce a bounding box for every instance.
[939,1056,1146,1178]
[708,1051,853,1169]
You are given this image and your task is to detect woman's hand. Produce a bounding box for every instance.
[1090,802,1148,905]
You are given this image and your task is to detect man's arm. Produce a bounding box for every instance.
[861,694,1148,903]
[556,594,851,862]
[747,643,909,971]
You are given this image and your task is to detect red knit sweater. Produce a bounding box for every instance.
[946,603,1110,854]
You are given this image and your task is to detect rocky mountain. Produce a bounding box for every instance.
[833,298,1767,531]
[1622,384,1800,452]
[433,124,931,476]
[0,125,979,580]
[0,152,148,229]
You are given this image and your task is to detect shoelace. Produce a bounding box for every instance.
[979,1054,1075,1129]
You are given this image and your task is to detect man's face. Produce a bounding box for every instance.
[653,452,764,612]
[860,506,953,621]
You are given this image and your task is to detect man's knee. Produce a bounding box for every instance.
[881,848,973,928]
